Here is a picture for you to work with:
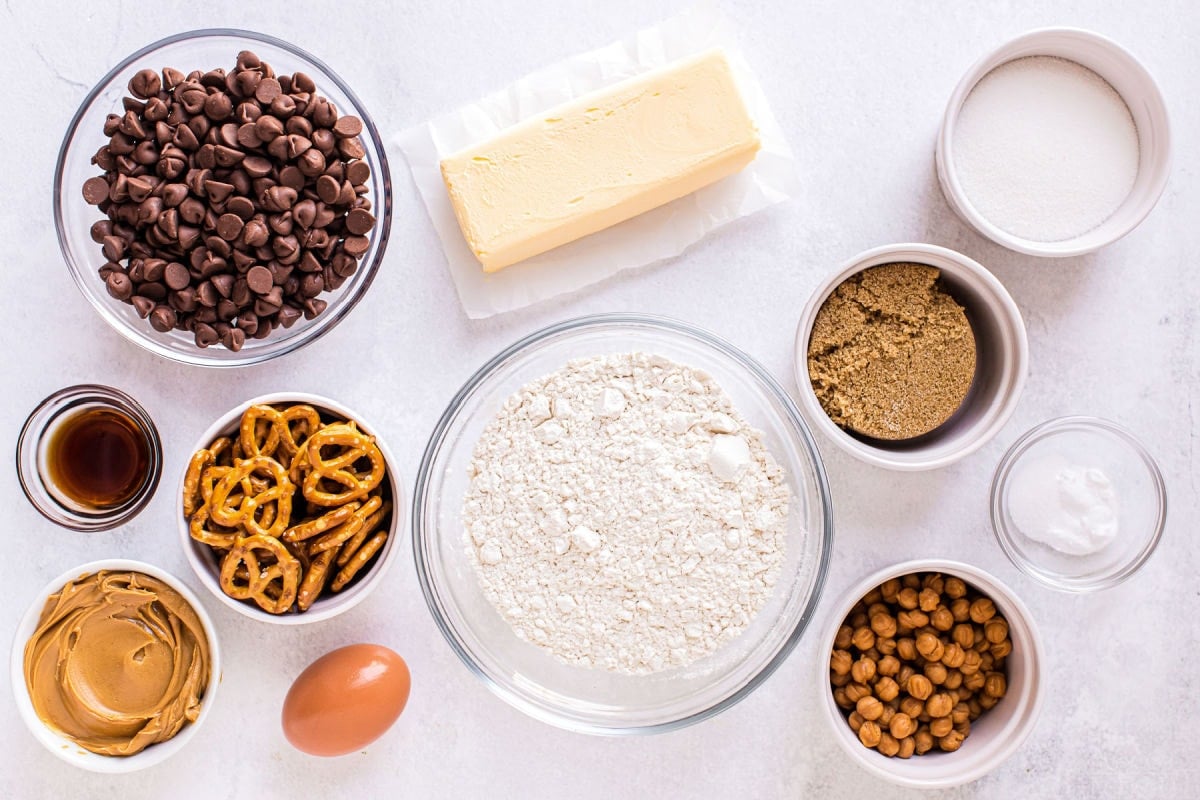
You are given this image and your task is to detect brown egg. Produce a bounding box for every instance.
[282,643,410,756]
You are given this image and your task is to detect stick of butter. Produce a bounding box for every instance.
[439,49,761,273]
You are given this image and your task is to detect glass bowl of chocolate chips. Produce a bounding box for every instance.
[54,29,392,366]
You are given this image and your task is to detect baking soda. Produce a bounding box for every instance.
[1008,459,1119,556]
[953,56,1139,242]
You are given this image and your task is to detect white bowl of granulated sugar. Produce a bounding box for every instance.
[936,27,1171,257]
[413,313,834,734]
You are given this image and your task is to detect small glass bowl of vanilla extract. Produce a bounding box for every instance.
[17,385,162,531]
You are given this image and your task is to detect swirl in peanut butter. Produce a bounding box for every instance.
[23,570,211,757]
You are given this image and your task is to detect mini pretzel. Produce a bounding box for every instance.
[209,436,234,466]
[183,450,211,517]
[309,496,381,554]
[220,534,300,614]
[275,404,321,459]
[330,531,387,592]
[297,547,336,611]
[337,499,392,566]
[240,404,322,461]
[302,423,385,506]
[282,501,359,543]
[209,456,293,538]
[188,502,240,549]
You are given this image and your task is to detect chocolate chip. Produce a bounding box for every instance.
[301,297,327,320]
[164,261,191,290]
[263,185,297,211]
[345,160,370,186]
[337,137,365,160]
[105,271,133,300]
[162,67,185,90]
[342,235,370,257]
[221,326,246,352]
[204,92,234,121]
[204,180,235,203]
[277,304,302,328]
[149,305,176,332]
[216,213,245,240]
[315,174,340,204]
[211,272,235,299]
[82,177,109,205]
[332,116,363,138]
[197,281,220,307]
[194,322,219,347]
[270,94,296,118]
[162,183,189,208]
[299,272,324,298]
[120,110,146,140]
[278,166,305,192]
[217,298,239,321]
[213,145,245,167]
[126,177,153,202]
[246,265,273,294]
[101,235,127,261]
[346,208,375,235]
[138,281,167,301]
[132,295,155,318]
[255,77,282,104]
[254,114,285,142]
[311,128,337,155]
[129,69,162,99]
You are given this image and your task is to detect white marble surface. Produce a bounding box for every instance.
[1,0,1196,797]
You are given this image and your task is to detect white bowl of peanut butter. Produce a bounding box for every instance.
[11,559,220,773]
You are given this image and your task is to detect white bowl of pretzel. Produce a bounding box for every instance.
[178,392,401,624]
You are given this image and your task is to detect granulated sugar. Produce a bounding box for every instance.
[462,352,790,675]
[953,55,1139,242]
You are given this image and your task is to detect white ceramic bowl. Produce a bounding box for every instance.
[11,559,222,773]
[179,392,403,624]
[793,243,1028,471]
[936,27,1171,257]
[818,560,1045,789]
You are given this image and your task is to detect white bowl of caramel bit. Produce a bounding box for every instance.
[12,559,221,773]
[818,559,1045,788]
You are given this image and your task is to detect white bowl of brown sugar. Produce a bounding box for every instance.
[793,243,1028,471]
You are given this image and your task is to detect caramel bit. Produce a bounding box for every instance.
[807,263,976,440]
[829,571,1012,759]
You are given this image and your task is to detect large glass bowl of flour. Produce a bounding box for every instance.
[413,313,833,733]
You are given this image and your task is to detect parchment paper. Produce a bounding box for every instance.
[396,5,799,318]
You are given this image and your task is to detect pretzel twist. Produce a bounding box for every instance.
[209,456,293,538]
[220,535,300,614]
[302,423,385,506]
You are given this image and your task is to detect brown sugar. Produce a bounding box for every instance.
[807,263,976,440]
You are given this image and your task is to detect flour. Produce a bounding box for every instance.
[462,352,790,674]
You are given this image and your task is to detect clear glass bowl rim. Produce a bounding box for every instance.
[989,415,1167,592]
[53,27,393,368]
[411,312,836,734]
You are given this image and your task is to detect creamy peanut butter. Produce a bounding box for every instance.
[23,570,211,756]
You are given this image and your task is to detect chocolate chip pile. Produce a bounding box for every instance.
[82,51,376,351]
[829,572,1011,758]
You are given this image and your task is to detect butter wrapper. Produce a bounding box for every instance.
[397,5,799,318]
